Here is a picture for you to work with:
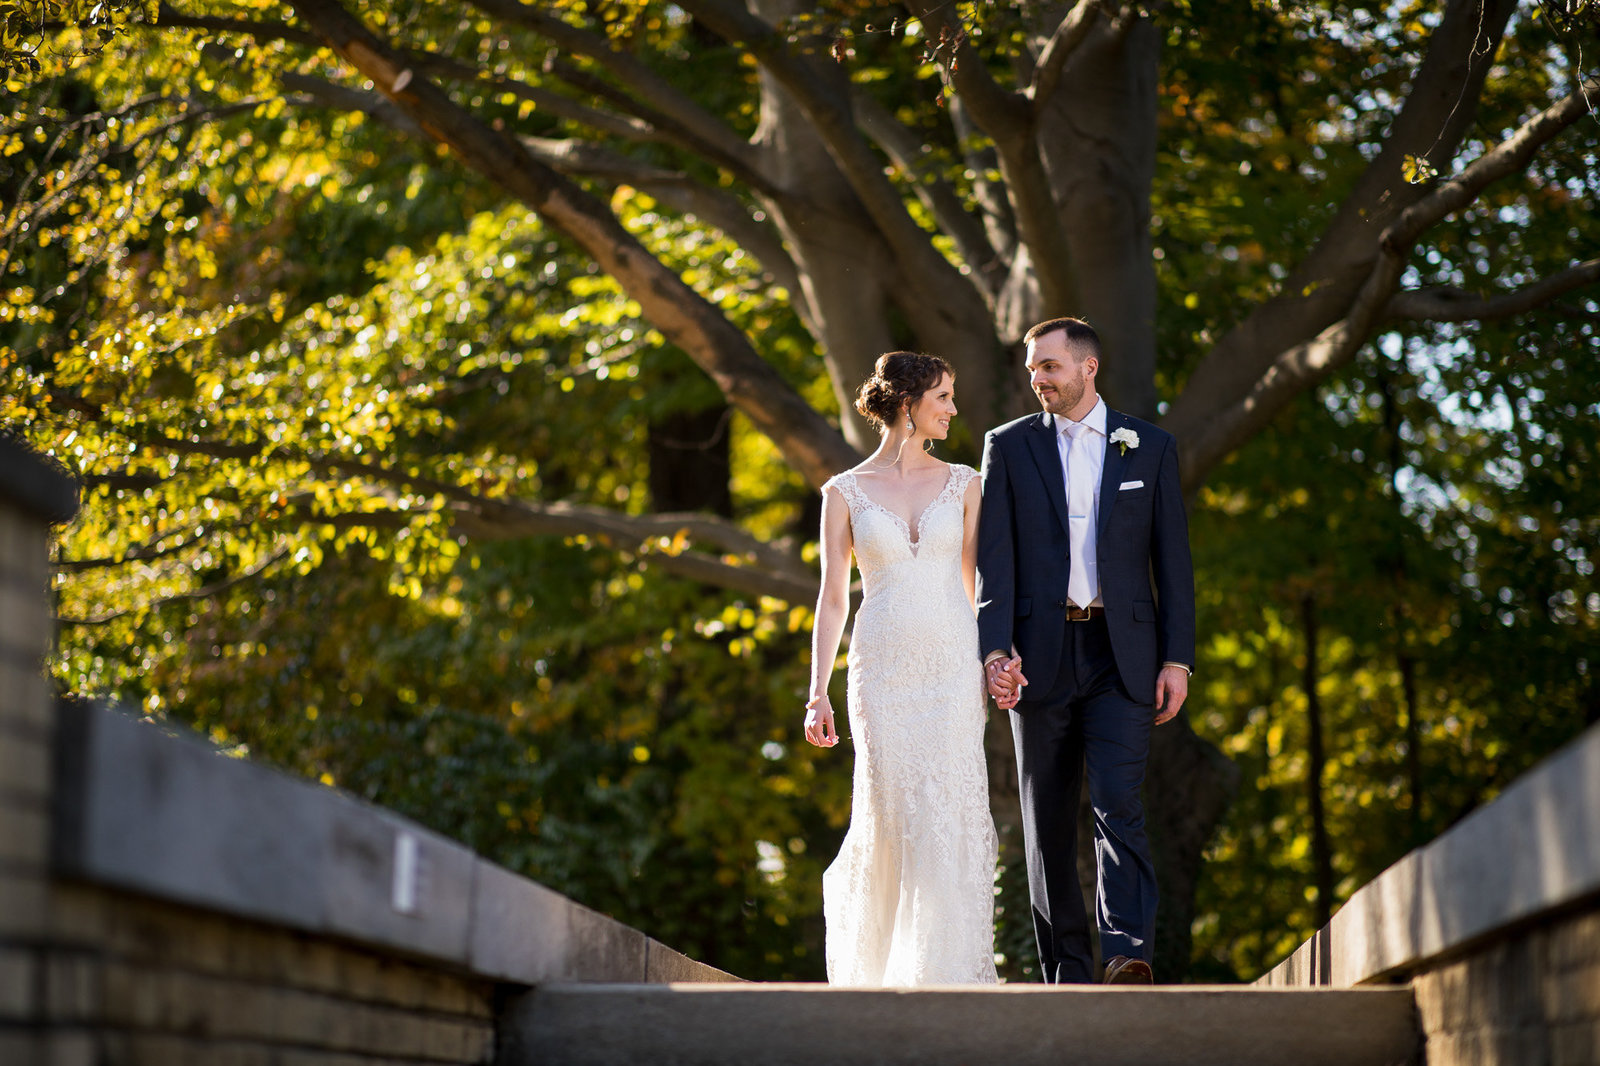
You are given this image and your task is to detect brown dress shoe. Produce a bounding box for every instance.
[1102,955,1154,984]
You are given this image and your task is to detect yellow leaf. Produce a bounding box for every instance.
[1401,154,1437,185]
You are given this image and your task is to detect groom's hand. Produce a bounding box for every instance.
[1153,664,1189,725]
[985,654,1026,709]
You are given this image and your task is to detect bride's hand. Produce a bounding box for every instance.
[986,655,1026,709]
[804,696,839,748]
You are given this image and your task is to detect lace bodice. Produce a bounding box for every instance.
[818,462,997,986]
[824,463,974,581]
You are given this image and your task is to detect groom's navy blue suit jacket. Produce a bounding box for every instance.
[976,408,1195,703]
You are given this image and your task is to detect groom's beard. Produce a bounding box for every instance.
[1035,377,1085,416]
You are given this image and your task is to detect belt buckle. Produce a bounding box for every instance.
[1067,605,1093,622]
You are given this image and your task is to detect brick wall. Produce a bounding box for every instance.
[1413,909,1600,1066]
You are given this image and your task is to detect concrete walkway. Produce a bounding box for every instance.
[501,982,1420,1065]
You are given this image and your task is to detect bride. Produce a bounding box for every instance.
[803,351,999,986]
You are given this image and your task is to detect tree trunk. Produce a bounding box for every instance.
[1301,591,1334,930]
[1379,370,1423,847]
[746,0,1003,449]
[649,406,734,517]
[1399,647,1423,847]
[1036,16,1161,419]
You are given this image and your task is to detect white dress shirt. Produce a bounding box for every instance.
[1055,398,1106,608]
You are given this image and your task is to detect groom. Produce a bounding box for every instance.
[976,316,1195,985]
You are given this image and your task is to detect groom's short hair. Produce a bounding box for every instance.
[1023,317,1102,362]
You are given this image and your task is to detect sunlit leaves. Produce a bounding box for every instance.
[1401,153,1438,184]
[1,0,153,75]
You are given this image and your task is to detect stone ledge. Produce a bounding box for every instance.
[504,984,1420,1066]
[1262,720,1600,988]
[0,438,79,524]
[52,700,731,986]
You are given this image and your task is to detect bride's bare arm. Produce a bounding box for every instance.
[805,486,853,747]
[961,474,982,613]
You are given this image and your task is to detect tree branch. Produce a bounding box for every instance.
[279,72,425,137]
[679,0,991,324]
[413,51,665,145]
[1383,77,1600,249]
[520,54,777,197]
[948,96,1017,268]
[903,1,1027,138]
[329,501,816,602]
[518,135,688,186]
[1384,258,1600,322]
[1315,0,1520,251]
[155,3,319,47]
[444,500,815,603]
[906,0,1077,314]
[637,547,816,604]
[170,0,777,193]
[514,140,800,293]
[852,93,1000,292]
[375,45,785,204]
[462,0,761,176]
[53,392,821,605]
[285,497,819,603]
[1028,0,1114,104]
[157,426,804,578]
[2,96,266,249]
[56,526,210,571]
[1177,246,1410,491]
[80,471,165,491]
[1163,1,1571,484]
[444,497,807,585]
[168,1,777,203]
[1171,76,1598,487]
[282,0,858,488]
[1174,0,1519,384]
[56,547,292,627]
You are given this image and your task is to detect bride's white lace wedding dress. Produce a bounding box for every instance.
[821,463,999,986]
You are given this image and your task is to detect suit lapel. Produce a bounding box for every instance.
[1024,412,1070,536]
[1098,408,1129,541]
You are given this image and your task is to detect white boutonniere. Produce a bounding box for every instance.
[1110,427,1140,456]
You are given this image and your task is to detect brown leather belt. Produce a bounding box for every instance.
[1066,605,1103,622]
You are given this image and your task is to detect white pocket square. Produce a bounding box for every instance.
[1119,480,1144,490]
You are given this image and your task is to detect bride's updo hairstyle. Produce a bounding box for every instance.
[853,351,954,432]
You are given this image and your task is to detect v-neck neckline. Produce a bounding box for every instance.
[847,465,956,556]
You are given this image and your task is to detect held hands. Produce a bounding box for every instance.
[985,655,1027,710]
[804,695,839,748]
[1153,664,1189,726]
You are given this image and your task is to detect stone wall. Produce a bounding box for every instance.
[1412,909,1600,1066]
[1260,707,1600,1065]
[0,439,729,1066]
[15,882,498,1065]
[0,438,77,1064]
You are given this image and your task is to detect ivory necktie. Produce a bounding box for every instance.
[1064,420,1098,609]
